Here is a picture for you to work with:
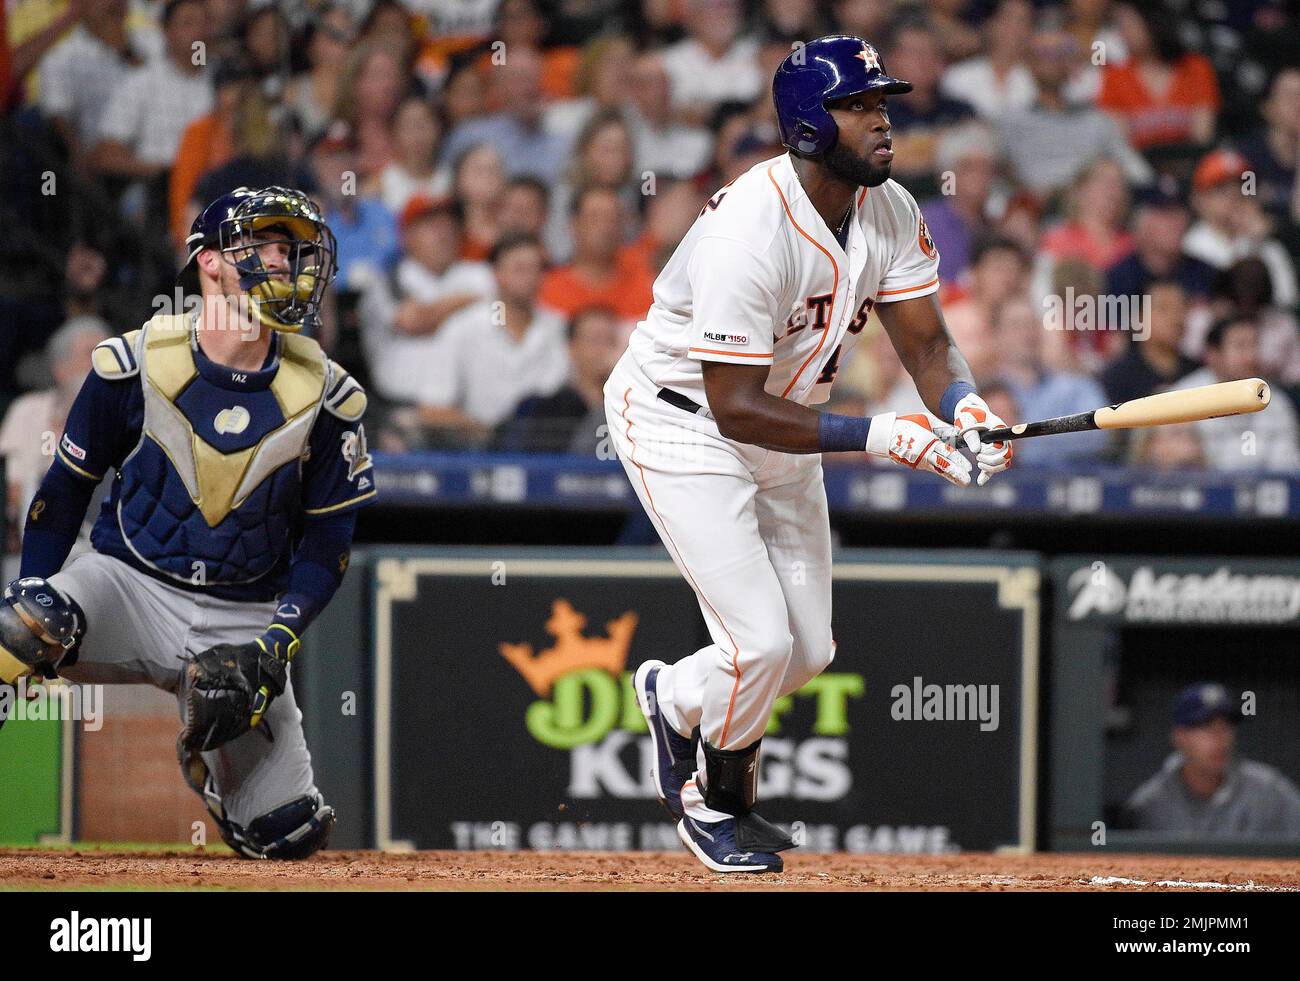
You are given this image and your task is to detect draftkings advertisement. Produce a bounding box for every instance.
[376,553,1037,854]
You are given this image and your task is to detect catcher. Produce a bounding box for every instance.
[0,187,375,859]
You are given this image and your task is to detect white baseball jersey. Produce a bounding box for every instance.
[626,151,941,408]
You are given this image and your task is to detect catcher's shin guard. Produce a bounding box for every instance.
[180,745,334,860]
[701,738,795,853]
[0,578,86,684]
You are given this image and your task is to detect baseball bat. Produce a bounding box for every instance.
[975,378,1272,443]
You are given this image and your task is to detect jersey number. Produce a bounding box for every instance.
[699,179,738,216]
[817,344,842,385]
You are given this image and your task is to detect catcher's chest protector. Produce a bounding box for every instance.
[115,315,328,585]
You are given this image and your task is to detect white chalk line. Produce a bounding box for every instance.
[1089,875,1300,892]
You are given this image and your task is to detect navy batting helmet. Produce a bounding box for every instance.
[772,35,912,157]
[179,186,338,333]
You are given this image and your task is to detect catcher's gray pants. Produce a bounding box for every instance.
[50,551,318,828]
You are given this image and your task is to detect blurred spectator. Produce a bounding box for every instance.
[0,315,108,551]
[883,19,975,186]
[412,234,570,443]
[924,0,983,64]
[992,296,1110,464]
[452,142,506,262]
[1124,683,1300,835]
[481,0,579,103]
[1184,149,1297,309]
[1062,0,1127,103]
[1128,422,1205,472]
[628,51,714,181]
[542,34,636,143]
[1105,179,1216,304]
[309,121,400,291]
[1098,3,1220,152]
[628,178,707,274]
[335,42,410,181]
[1233,67,1300,227]
[1183,259,1300,386]
[1100,279,1200,405]
[358,0,416,65]
[498,176,551,244]
[283,2,356,144]
[659,0,763,125]
[940,0,1036,120]
[1049,158,1135,265]
[1171,317,1299,472]
[498,305,625,453]
[358,195,494,406]
[756,0,828,42]
[376,95,446,213]
[170,56,257,248]
[36,0,138,167]
[441,59,488,132]
[242,4,290,98]
[89,0,212,181]
[441,47,570,184]
[921,122,1001,284]
[998,25,1152,199]
[942,235,1031,383]
[3,0,110,115]
[538,186,655,322]
[547,109,641,261]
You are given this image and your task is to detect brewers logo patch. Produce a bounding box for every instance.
[341,424,373,482]
[918,215,938,261]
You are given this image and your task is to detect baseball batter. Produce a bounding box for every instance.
[608,35,1015,872]
[0,187,374,859]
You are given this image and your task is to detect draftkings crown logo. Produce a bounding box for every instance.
[499,599,642,748]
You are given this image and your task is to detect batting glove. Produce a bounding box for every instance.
[867,412,972,487]
[953,392,1014,486]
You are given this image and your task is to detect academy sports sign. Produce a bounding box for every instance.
[1065,560,1300,625]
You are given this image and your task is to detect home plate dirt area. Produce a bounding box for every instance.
[3,848,1299,891]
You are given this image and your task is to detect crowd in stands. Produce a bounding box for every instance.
[2,0,1299,539]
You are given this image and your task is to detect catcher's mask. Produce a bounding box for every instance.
[180,186,338,333]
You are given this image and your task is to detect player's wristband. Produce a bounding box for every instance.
[939,381,978,423]
[818,413,871,452]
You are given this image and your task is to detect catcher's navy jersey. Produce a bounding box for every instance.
[54,315,376,602]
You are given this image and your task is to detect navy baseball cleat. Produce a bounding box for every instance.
[634,659,695,820]
[677,815,787,873]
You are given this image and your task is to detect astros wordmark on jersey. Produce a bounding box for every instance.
[626,150,940,407]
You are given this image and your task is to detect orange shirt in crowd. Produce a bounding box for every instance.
[1040,221,1135,270]
[460,234,493,263]
[1097,54,1220,150]
[476,46,580,105]
[169,114,236,248]
[537,248,656,321]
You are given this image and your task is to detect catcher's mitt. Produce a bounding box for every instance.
[178,641,288,752]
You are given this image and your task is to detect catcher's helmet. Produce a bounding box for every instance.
[179,186,338,333]
[772,35,912,157]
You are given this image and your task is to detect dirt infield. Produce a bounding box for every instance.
[3,848,1299,891]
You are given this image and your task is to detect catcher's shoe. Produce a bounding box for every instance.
[677,815,788,874]
[634,659,694,820]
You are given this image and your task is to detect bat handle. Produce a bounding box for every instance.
[956,425,1014,445]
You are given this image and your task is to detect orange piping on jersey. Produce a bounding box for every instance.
[877,276,940,297]
[688,347,774,359]
[768,165,839,399]
[856,187,868,207]
[620,387,744,748]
